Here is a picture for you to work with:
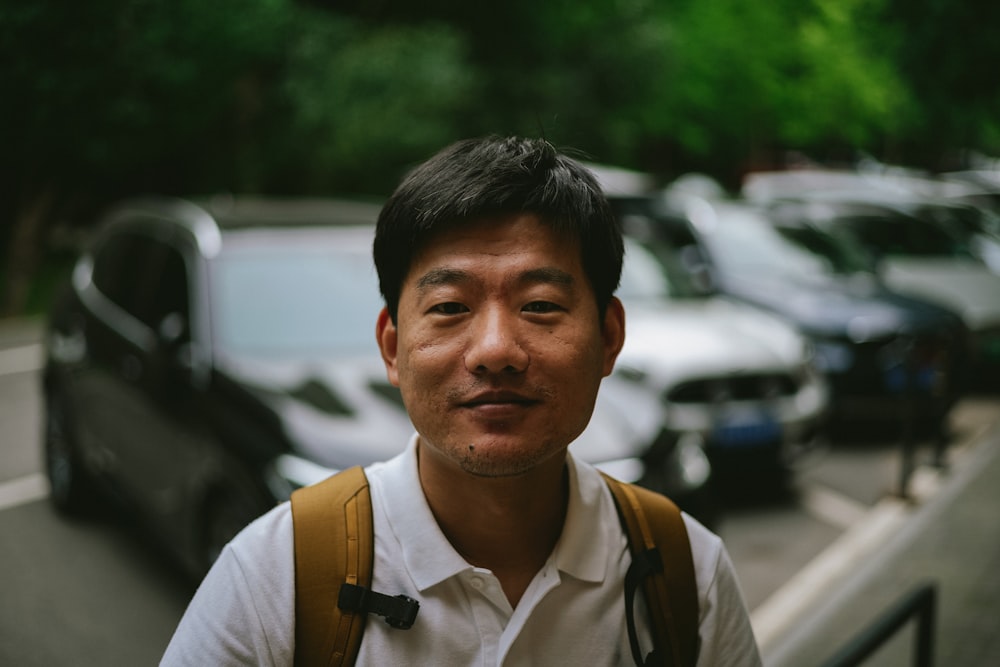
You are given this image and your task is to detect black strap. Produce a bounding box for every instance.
[337,583,420,630]
[625,547,671,667]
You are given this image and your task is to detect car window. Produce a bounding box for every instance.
[213,246,382,358]
[702,207,835,281]
[619,236,711,301]
[619,240,673,301]
[136,244,190,333]
[91,230,162,315]
[835,214,971,258]
[771,225,873,274]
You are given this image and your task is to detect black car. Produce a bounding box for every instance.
[42,196,412,577]
[610,193,969,437]
[43,195,709,579]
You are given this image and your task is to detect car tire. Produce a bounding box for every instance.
[44,388,94,515]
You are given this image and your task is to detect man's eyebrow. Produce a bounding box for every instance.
[519,267,575,287]
[414,266,575,292]
[415,267,469,291]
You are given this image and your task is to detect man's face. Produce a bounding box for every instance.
[376,213,625,478]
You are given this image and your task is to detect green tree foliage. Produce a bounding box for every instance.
[0,0,289,196]
[329,0,671,165]
[0,0,996,314]
[879,0,1000,167]
[647,0,909,180]
[516,0,673,164]
[0,0,475,313]
[261,10,477,195]
[0,0,291,314]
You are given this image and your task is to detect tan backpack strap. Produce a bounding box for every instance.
[291,466,373,667]
[603,473,699,667]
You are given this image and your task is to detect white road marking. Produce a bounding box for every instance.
[799,484,869,531]
[0,473,49,511]
[0,343,44,377]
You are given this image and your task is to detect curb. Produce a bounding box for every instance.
[751,417,998,657]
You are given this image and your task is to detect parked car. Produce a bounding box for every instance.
[757,192,1000,390]
[744,167,1000,274]
[613,235,830,484]
[42,195,711,579]
[610,194,970,436]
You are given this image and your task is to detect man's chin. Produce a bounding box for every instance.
[456,444,568,479]
[416,434,571,478]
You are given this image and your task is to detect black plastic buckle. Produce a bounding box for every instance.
[337,582,420,629]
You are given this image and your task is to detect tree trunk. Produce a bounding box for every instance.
[2,188,55,317]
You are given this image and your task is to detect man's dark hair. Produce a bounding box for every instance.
[373,135,623,322]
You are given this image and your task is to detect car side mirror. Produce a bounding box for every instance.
[679,244,716,295]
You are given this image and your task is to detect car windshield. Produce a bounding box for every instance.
[771,224,874,274]
[700,206,864,281]
[833,212,973,259]
[212,233,382,358]
[917,203,1000,242]
[618,237,704,301]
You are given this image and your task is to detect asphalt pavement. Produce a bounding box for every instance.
[3,315,1000,666]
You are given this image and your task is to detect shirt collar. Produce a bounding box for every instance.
[376,437,614,591]
[377,436,471,591]
[552,452,614,583]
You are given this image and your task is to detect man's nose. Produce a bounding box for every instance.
[464,308,529,374]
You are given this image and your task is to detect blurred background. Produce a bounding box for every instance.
[3,0,1000,316]
[3,2,1000,665]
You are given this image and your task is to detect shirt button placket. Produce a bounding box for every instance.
[465,570,507,665]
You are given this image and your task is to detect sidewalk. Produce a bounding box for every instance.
[0,316,43,348]
[761,411,1000,666]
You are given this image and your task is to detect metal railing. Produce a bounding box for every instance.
[820,581,938,667]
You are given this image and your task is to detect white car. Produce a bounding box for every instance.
[612,237,830,483]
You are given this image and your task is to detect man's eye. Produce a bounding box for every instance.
[523,301,562,314]
[430,302,468,315]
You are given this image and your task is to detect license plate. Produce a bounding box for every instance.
[712,410,781,448]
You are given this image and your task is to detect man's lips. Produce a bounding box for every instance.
[459,391,539,409]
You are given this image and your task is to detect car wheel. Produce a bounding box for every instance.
[44,388,93,514]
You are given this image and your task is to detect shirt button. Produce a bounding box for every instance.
[469,576,485,590]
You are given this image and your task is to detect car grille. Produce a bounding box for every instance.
[666,373,798,404]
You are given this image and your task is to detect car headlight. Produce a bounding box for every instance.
[675,432,712,489]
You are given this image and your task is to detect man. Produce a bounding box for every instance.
[161,136,761,665]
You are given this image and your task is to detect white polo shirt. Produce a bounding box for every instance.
[161,437,761,666]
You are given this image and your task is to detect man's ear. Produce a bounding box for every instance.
[601,297,626,377]
[376,307,401,387]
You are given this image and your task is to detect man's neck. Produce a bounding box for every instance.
[417,445,570,607]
